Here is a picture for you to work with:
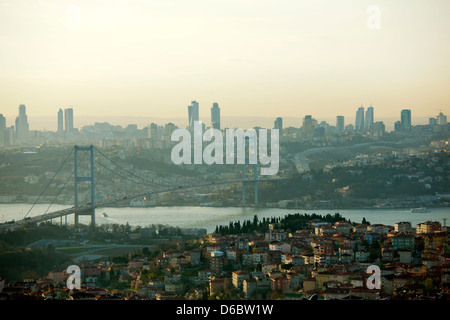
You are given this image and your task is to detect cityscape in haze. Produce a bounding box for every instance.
[0,102,448,148]
[0,0,449,307]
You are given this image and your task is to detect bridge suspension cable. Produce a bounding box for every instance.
[23,148,74,219]
[41,150,90,217]
[93,146,172,188]
[94,157,157,189]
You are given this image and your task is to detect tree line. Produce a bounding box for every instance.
[214,212,347,236]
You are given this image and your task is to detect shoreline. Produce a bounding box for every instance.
[1,201,448,211]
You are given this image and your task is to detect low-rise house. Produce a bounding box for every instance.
[265,229,287,242]
[283,255,305,266]
[270,276,289,292]
[209,277,230,296]
[416,221,441,234]
[286,272,300,289]
[243,278,257,298]
[398,249,412,264]
[47,270,66,283]
[303,279,318,295]
[355,250,370,262]
[392,234,415,250]
[406,265,427,279]
[198,270,214,282]
[339,253,352,264]
[232,271,249,290]
[422,232,448,249]
[301,253,315,265]
[364,232,383,245]
[269,241,291,254]
[381,246,394,262]
[367,224,388,235]
[333,222,352,234]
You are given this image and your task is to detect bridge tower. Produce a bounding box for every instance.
[74,145,96,227]
[241,136,258,206]
[241,163,258,206]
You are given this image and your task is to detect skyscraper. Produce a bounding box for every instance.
[0,114,6,147]
[401,109,411,131]
[336,116,345,133]
[211,102,221,130]
[437,112,447,125]
[57,108,64,133]
[355,106,365,131]
[274,117,283,136]
[148,123,158,140]
[302,115,314,137]
[15,104,29,142]
[365,106,374,130]
[64,108,74,133]
[372,121,385,137]
[188,101,199,129]
[0,114,5,131]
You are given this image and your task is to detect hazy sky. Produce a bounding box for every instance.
[1,0,449,128]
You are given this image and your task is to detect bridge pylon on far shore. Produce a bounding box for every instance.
[74,145,96,227]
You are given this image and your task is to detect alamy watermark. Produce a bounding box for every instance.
[367,5,381,30]
[366,265,381,289]
[66,265,81,291]
[171,121,280,176]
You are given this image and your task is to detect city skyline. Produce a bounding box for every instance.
[0,0,449,121]
[0,103,447,134]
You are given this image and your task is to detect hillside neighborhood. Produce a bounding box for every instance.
[1,216,449,300]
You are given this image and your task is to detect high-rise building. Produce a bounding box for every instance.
[317,121,329,137]
[274,117,283,136]
[372,121,385,137]
[15,104,29,142]
[3,127,14,146]
[57,108,64,133]
[429,118,438,125]
[401,109,411,131]
[188,101,199,129]
[64,108,74,133]
[165,122,177,139]
[0,114,6,131]
[211,102,221,130]
[437,112,447,125]
[148,123,158,140]
[365,106,374,130]
[0,114,6,147]
[355,106,365,131]
[302,115,315,137]
[336,116,345,133]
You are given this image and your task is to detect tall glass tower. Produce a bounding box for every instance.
[211,102,221,130]
[336,116,345,133]
[365,106,374,130]
[15,104,29,142]
[188,101,199,129]
[355,106,365,131]
[58,108,64,133]
[65,108,74,133]
[401,109,411,131]
[274,117,283,136]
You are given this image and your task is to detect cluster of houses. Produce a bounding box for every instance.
[202,220,449,300]
[0,219,449,300]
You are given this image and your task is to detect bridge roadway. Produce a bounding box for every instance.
[1,177,287,231]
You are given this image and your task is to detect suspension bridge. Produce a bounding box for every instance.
[1,145,287,230]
